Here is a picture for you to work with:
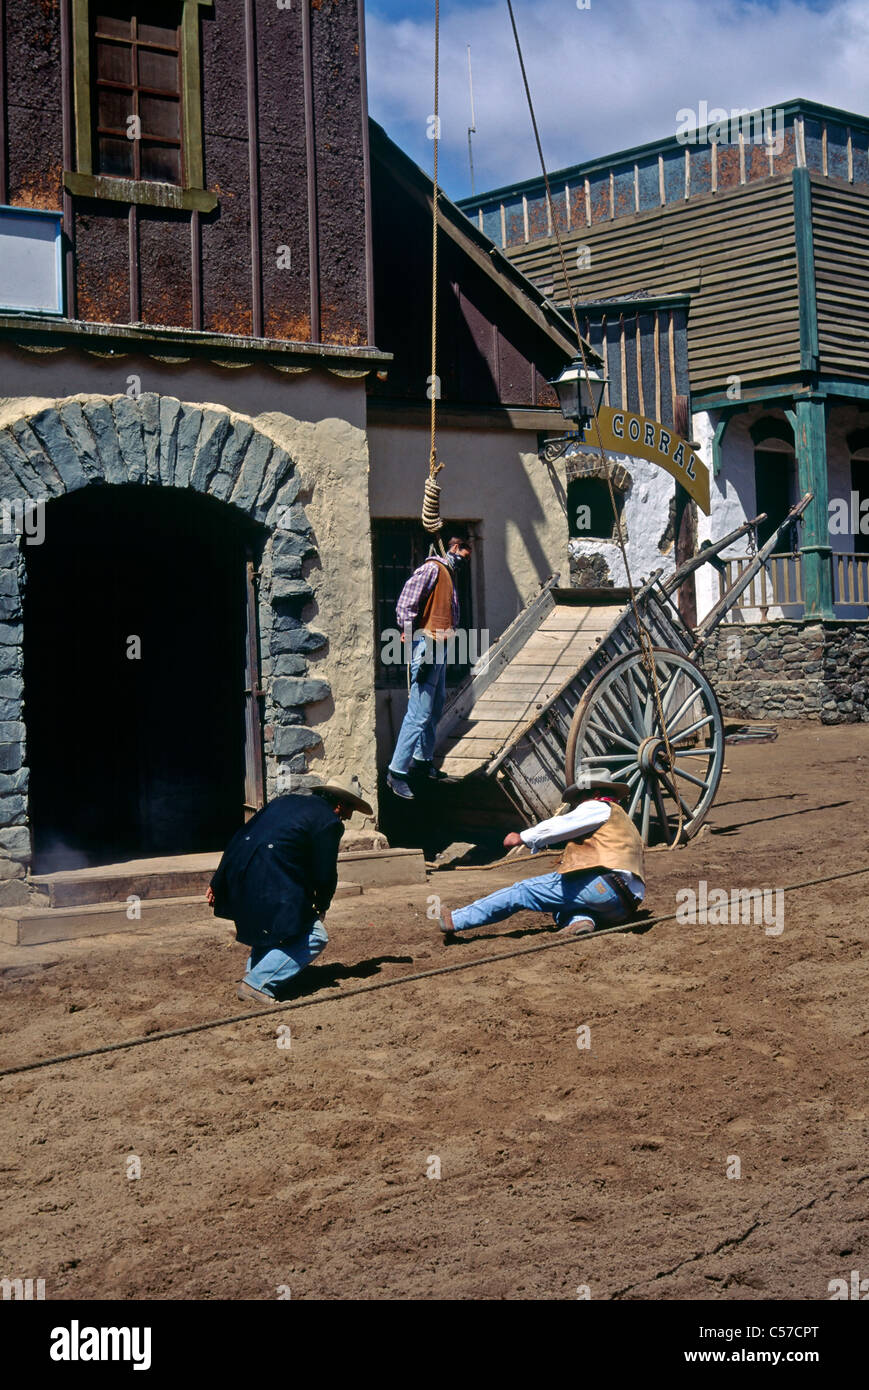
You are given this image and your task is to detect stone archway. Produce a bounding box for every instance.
[0,393,329,883]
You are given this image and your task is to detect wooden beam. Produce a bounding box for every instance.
[382,157,584,359]
[793,166,820,373]
[367,400,570,432]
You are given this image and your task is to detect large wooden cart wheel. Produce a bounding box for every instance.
[564,648,724,846]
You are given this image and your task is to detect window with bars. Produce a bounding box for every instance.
[372,520,477,688]
[92,4,184,184]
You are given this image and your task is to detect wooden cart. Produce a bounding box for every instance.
[434,494,812,846]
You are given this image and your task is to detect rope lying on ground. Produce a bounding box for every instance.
[1,864,867,1080]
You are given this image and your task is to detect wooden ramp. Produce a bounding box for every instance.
[436,584,629,779]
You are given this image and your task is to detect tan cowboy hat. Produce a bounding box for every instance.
[564,769,630,803]
[310,781,374,817]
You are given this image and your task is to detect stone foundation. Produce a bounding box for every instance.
[698,619,869,724]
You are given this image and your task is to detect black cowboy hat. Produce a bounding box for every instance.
[310,782,374,817]
[564,771,631,803]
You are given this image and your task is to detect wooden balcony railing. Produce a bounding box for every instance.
[834,552,869,607]
[717,553,803,615]
[717,552,869,613]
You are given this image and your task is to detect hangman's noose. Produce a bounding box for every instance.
[422,0,448,559]
[506,0,684,844]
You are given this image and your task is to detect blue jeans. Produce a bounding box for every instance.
[389,635,447,776]
[244,920,328,995]
[451,870,634,932]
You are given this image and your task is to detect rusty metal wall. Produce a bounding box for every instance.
[255,0,311,342]
[0,0,371,345]
[310,0,368,346]
[4,0,64,210]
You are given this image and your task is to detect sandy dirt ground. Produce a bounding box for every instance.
[1,722,867,1301]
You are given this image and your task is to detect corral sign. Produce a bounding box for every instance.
[582,406,711,513]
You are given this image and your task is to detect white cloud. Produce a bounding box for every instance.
[365,0,861,200]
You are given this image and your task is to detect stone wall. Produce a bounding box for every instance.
[0,392,363,880]
[698,619,869,723]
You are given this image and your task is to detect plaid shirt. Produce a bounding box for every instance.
[395,557,459,631]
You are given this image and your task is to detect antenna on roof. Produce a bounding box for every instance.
[466,44,476,195]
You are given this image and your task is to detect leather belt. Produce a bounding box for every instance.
[604,871,642,911]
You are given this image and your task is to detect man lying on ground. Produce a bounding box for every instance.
[435,773,645,938]
[207,781,373,1005]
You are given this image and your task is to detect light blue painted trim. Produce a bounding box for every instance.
[814,379,869,400]
[0,205,64,316]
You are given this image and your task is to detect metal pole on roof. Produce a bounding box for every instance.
[467,44,476,195]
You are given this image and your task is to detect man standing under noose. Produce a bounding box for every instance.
[386,535,472,801]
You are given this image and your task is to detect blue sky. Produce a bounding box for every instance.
[365,0,864,200]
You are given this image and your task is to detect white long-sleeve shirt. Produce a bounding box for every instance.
[519,800,644,900]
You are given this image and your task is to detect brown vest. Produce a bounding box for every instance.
[418,560,456,638]
[556,801,645,882]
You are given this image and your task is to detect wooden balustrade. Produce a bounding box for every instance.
[716,552,869,612]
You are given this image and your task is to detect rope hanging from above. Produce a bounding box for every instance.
[422,0,447,558]
[506,0,684,846]
[422,456,444,534]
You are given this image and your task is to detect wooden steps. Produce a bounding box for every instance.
[0,846,427,946]
[0,883,368,947]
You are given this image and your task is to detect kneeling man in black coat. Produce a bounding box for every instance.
[208,782,373,1005]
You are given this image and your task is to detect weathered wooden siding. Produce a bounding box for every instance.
[577,302,689,427]
[508,176,801,395]
[812,175,869,380]
[0,0,372,345]
[368,135,568,409]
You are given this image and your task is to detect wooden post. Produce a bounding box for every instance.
[674,486,698,629]
[794,396,833,617]
[673,393,697,629]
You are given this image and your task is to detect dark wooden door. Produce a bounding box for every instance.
[242,552,265,819]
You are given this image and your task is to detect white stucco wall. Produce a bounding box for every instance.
[693,409,763,622]
[692,404,868,623]
[367,421,571,761]
[253,410,378,828]
[567,451,676,589]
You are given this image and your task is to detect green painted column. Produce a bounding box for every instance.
[794,396,833,617]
